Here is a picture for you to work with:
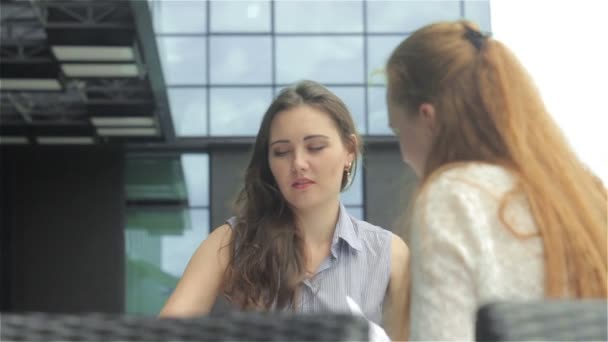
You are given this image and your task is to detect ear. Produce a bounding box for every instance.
[346,133,358,163]
[418,103,437,132]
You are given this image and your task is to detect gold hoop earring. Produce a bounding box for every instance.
[345,162,352,178]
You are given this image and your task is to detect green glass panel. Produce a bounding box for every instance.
[125,157,188,201]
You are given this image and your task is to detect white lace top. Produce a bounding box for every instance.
[409,163,545,341]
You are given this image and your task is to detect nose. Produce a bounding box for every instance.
[291,150,308,173]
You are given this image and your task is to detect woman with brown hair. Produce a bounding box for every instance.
[160,80,409,341]
[386,20,607,340]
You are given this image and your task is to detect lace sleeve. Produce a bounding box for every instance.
[408,175,488,341]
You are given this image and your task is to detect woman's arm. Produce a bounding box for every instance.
[385,233,410,341]
[159,224,232,317]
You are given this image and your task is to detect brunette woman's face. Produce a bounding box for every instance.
[268,105,354,212]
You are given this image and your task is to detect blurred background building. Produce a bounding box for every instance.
[0,0,490,315]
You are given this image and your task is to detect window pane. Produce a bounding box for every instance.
[181,154,209,206]
[345,206,363,220]
[210,0,270,32]
[367,36,405,85]
[157,37,206,85]
[275,1,363,33]
[151,0,206,34]
[210,36,272,84]
[126,156,187,201]
[168,88,208,136]
[326,86,366,134]
[161,209,210,276]
[125,208,209,314]
[209,87,272,136]
[368,86,391,135]
[341,159,363,206]
[367,0,461,33]
[276,37,364,84]
[464,0,491,32]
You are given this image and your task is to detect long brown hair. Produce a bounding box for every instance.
[387,20,607,298]
[224,80,361,309]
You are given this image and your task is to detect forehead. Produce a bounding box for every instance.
[269,105,340,140]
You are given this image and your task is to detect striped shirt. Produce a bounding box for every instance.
[223,203,392,324]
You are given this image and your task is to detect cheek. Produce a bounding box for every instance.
[316,154,345,182]
[269,160,287,184]
[397,130,416,160]
[398,125,428,163]
[330,161,345,180]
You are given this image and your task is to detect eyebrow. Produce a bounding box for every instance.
[269,134,330,146]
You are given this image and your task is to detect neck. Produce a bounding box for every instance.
[293,199,341,247]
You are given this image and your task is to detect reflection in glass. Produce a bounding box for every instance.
[368,86,392,135]
[161,209,210,277]
[151,0,207,34]
[181,154,209,206]
[367,36,405,85]
[275,1,363,33]
[157,37,206,85]
[326,86,366,134]
[276,37,364,84]
[167,88,207,136]
[210,87,272,136]
[126,208,209,314]
[210,0,271,32]
[210,36,272,84]
[367,0,460,33]
[125,157,187,201]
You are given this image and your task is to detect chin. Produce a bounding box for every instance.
[287,199,316,211]
[286,196,324,212]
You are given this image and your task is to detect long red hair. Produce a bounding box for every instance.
[387,20,607,298]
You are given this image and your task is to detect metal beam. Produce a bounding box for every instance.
[35,1,133,26]
[83,78,152,103]
[6,93,34,123]
[0,0,170,144]
[0,40,52,62]
[129,0,175,142]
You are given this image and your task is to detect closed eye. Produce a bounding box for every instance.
[273,150,290,157]
[308,145,326,152]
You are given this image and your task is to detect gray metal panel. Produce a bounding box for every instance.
[210,146,251,230]
[364,143,417,240]
[5,146,125,313]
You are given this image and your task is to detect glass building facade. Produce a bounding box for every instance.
[126,0,491,314]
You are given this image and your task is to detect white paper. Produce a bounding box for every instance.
[346,296,391,342]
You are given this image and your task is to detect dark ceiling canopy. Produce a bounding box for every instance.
[0,0,174,146]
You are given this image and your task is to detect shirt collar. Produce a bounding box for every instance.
[331,203,363,256]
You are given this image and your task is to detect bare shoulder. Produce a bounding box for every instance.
[201,224,233,267]
[158,223,233,317]
[386,233,410,341]
[390,233,410,273]
[389,233,410,296]
[207,223,232,247]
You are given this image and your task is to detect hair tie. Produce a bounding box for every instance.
[463,26,487,50]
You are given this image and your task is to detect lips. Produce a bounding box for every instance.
[292,178,315,189]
